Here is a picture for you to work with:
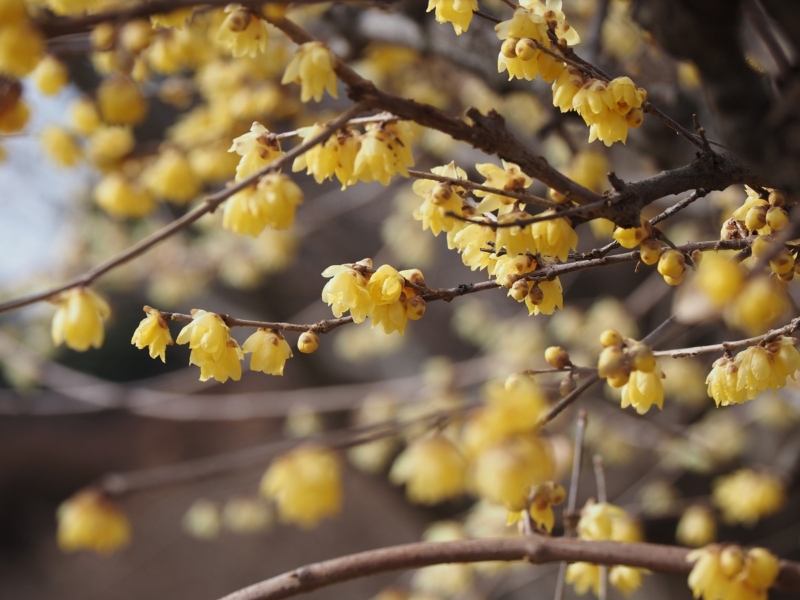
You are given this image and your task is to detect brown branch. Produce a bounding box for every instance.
[0,103,366,315]
[215,536,800,600]
[161,311,354,335]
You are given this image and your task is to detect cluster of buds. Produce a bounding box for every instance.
[687,544,779,600]
[598,329,665,414]
[751,234,799,281]
[722,187,790,240]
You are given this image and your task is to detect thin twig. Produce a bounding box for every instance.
[406,169,557,208]
[0,104,366,315]
[742,0,793,80]
[593,455,608,600]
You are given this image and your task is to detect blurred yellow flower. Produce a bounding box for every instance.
[51,288,111,352]
[57,489,130,555]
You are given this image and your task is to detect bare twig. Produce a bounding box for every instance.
[406,169,557,208]
[0,104,366,315]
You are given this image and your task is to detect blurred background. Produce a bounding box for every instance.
[1,0,800,598]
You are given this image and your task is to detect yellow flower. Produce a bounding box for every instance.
[367,264,404,305]
[69,97,101,135]
[620,368,664,414]
[676,505,717,548]
[452,219,497,271]
[390,434,467,504]
[41,126,82,167]
[33,55,69,96]
[473,160,533,214]
[530,212,578,261]
[57,489,131,555]
[176,309,243,383]
[229,121,285,181]
[471,435,553,511]
[182,499,221,539]
[577,500,628,541]
[496,211,536,256]
[427,0,477,34]
[553,66,586,112]
[687,545,779,600]
[141,148,200,205]
[609,565,643,596]
[0,0,28,25]
[727,276,790,336]
[96,74,148,126]
[706,356,748,407]
[712,469,785,526]
[131,306,173,362]
[353,122,415,185]
[281,41,338,103]
[491,253,536,283]
[369,299,409,335]
[412,162,468,235]
[525,277,563,315]
[94,173,156,219]
[694,252,745,307]
[258,173,303,229]
[565,562,600,596]
[0,21,44,78]
[291,124,341,184]
[242,328,293,375]
[321,262,373,323]
[87,126,135,170]
[150,7,194,29]
[507,481,566,532]
[260,445,342,528]
[612,216,651,248]
[51,288,111,352]
[217,5,270,58]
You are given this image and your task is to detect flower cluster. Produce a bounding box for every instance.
[292,125,359,188]
[706,338,800,406]
[352,122,415,185]
[722,186,790,241]
[597,329,665,413]
[51,288,111,352]
[57,489,131,555]
[495,0,580,83]
[506,481,566,532]
[321,259,426,334]
[687,545,779,600]
[216,5,270,58]
[557,75,647,145]
[260,444,343,528]
[566,500,646,596]
[712,469,785,526]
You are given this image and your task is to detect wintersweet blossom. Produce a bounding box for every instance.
[51,288,111,352]
[57,490,131,555]
[176,310,243,382]
[473,161,533,214]
[390,434,467,504]
[281,41,338,103]
[712,469,785,526]
[525,277,563,315]
[687,545,779,600]
[321,261,373,323]
[217,5,270,58]
[260,445,343,528]
[229,122,284,181]
[131,306,173,362]
[620,368,665,414]
[530,212,578,261]
[353,122,414,185]
[242,329,293,375]
[426,0,477,35]
[412,162,468,236]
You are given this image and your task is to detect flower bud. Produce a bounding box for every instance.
[500,37,519,58]
[545,346,571,369]
[639,238,661,265]
[607,370,630,388]
[599,329,622,348]
[120,20,153,53]
[657,250,685,280]
[766,206,789,231]
[297,331,319,354]
[510,279,529,301]
[625,107,644,128]
[91,23,116,51]
[559,375,577,397]
[770,249,794,275]
[768,190,786,207]
[515,38,537,61]
[719,545,745,578]
[745,205,768,231]
[598,346,628,378]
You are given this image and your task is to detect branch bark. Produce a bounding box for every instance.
[215,536,800,600]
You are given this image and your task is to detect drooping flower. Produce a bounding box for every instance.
[676,504,717,548]
[321,261,373,323]
[281,41,338,103]
[525,277,563,315]
[216,5,270,58]
[412,162,468,236]
[229,122,285,181]
[176,309,243,383]
[390,434,467,504]
[51,288,111,352]
[57,489,131,555]
[530,212,578,261]
[426,0,477,35]
[131,306,173,362]
[620,368,665,414]
[260,444,343,528]
[687,545,779,600]
[141,148,200,205]
[473,160,533,214]
[353,122,414,185]
[242,328,293,375]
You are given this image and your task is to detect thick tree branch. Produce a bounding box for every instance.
[215,536,800,600]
